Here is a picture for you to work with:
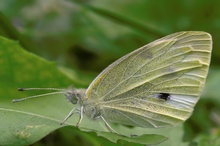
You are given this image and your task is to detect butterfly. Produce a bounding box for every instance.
[13,31,212,134]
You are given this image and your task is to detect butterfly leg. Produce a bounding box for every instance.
[60,107,79,125]
[100,115,120,135]
[76,106,84,127]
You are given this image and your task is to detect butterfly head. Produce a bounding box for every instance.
[65,89,86,105]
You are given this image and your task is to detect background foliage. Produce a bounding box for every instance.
[0,0,219,146]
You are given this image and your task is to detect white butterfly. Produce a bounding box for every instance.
[13,31,212,134]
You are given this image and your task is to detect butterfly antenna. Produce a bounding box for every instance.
[17,88,66,91]
[12,88,66,103]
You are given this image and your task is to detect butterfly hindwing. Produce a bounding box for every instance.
[86,31,212,128]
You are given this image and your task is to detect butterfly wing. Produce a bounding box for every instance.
[86,31,212,128]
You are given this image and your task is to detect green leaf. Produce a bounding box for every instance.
[0,11,33,51]
[0,108,62,146]
[0,36,168,145]
[0,35,77,145]
[96,132,167,145]
[73,2,165,38]
[193,134,220,146]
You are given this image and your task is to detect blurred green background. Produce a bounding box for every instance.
[0,0,219,146]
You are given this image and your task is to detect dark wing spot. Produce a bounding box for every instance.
[140,49,153,60]
[145,49,153,59]
[158,93,171,101]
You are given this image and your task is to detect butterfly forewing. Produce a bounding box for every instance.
[86,31,212,128]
